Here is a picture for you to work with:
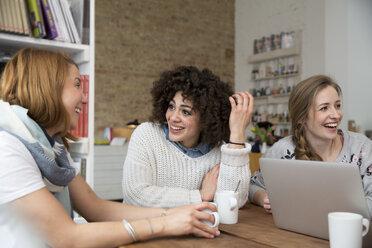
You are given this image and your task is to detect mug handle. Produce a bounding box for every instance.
[230,198,237,210]
[362,218,370,237]
[210,212,220,228]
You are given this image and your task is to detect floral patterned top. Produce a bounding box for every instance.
[249,130,372,215]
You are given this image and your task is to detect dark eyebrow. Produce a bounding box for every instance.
[170,99,193,110]
[180,104,193,110]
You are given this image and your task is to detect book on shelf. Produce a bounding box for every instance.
[80,157,86,180]
[48,0,70,42]
[40,0,57,39]
[1,0,83,44]
[83,75,89,137]
[59,0,81,44]
[0,0,6,31]
[2,0,14,33]
[26,0,46,38]
[9,0,22,34]
[18,0,31,36]
[71,157,86,181]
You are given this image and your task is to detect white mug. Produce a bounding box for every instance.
[328,212,370,248]
[214,190,239,224]
[194,203,219,237]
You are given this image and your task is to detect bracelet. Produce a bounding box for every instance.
[228,141,245,146]
[161,208,169,216]
[146,217,154,238]
[122,219,138,242]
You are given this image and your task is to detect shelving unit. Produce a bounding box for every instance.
[248,31,302,137]
[0,1,95,188]
[252,73,298,82]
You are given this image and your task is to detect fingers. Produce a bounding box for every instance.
[263,196,272,213]
[230,91,253,108]
[210,164,220,177]
[195,201,218,212]
[192,210,220,238]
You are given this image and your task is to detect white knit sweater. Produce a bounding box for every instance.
[122,122,251,208]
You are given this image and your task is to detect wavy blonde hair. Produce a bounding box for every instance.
[0,47,78,148]
[289,75,342,160]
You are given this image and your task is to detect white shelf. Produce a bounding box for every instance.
[0,33,90,63]
[248,45,300,64]
[253,73,299,82]
[248,31,302,64]
[69,138,90,155]
[254,94,290,105]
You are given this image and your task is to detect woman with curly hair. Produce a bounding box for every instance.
[122,66,254,208]
[249,75,372,215]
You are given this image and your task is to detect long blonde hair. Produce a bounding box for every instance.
[0,47,78,148]
[289,75,342,160]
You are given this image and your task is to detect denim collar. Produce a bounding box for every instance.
[162,124,211,158]
[37,123,55,147]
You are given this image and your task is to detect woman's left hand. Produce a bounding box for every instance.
[228,92,254,144]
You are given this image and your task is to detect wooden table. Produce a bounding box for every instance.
[120,204,329,247]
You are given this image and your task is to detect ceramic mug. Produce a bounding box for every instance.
[201,202,219,229]
[214,190,239,224]
[328,212,370,248]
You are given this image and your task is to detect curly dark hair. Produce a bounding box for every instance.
[150,66,234,148]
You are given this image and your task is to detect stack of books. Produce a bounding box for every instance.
[0,0,87,44]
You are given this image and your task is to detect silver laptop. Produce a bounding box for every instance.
[259,158,372,246]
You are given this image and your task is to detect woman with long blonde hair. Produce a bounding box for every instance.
[249,75,372,215]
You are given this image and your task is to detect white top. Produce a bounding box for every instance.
[0,131,79,248]
[0,132,45,204]
[122,122,251,208]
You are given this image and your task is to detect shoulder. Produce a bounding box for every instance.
[134,122,162,134]
[264,135,295,159]
[129,123,166,148]
[0,131,28,151]
[343,130,371,145]
[0,131,45,204]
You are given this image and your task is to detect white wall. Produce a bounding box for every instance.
[236,0,372,134]
[325,0,372,132]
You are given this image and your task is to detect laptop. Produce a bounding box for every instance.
[259,158,372,247]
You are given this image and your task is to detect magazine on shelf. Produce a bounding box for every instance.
[40,0,58,39]
[48,0,70,42]
[69,0,84,42]
[58,0,80,43]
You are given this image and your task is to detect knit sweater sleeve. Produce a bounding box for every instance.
[217,143,252,208]
[248,137,295,203]
[122,123,202,208]
[352,134,372,216]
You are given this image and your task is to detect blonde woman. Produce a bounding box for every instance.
[0,48,219,248]
[249,75,372,215]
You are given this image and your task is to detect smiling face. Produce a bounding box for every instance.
[61,65,87,132]
[165,91,202,148]
[303,86,343,144]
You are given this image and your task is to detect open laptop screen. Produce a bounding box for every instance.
[260,158,370,241]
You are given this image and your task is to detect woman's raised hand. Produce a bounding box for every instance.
[228,92,254,145]
[164,202,220,238]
